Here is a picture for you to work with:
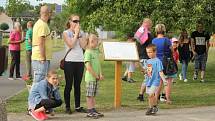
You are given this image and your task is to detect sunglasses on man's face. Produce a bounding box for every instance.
[72,20,80,23]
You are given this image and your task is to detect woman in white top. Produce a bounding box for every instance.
[63,14,87,114]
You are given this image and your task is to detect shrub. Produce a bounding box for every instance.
[0,23,9,31]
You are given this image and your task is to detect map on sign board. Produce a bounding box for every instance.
[102,41,139,61]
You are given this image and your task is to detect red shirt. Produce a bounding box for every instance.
[173,49,179,64]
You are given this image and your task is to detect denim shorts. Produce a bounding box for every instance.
[32,60,50,83]
[126,62,135,72]
[194,54,207,71]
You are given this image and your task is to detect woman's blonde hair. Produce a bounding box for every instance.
[155,24,166,35]
[14,22,21,29]
[66,14,79,29]
[143,18,152,25]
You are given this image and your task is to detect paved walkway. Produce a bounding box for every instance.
[8,106,215,121]
[0,50,64,99]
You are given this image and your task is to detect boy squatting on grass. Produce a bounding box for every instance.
[145,44,167,115]
[84,33,104,119]
[28,70,62,121]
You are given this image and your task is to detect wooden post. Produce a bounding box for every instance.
[114,61,122,108]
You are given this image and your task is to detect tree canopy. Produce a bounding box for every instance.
[65,0,215,35]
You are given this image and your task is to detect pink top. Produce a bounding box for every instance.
[9,31,21,51]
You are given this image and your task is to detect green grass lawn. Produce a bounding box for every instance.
[6,47,215,113]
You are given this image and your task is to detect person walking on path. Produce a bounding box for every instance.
[32,5,53,83]
[28,70,62,121]
[25,21,33,79]
[63,14,87,114]
[84,33,104,119]
[122,34,136,83]
[191,22,210,83]
[152,24,175,104]
[178,29,192,82]
[8,22,23,80]
[136,18,153,101]
[145,44,167,115]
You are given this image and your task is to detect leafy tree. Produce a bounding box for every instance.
[6,0,33,17]
[65,0,215,35]
[0,7,4,13]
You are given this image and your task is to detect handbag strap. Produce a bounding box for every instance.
[63,48,72,60]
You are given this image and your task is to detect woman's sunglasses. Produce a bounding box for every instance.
[71,20,80,23]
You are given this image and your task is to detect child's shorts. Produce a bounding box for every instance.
[86,81,98,97]
[126,62,135,72]
[146,86,158,95]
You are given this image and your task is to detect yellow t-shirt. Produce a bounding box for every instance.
[32,19,52,60]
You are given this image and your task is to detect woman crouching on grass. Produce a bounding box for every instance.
[28,70,62,121]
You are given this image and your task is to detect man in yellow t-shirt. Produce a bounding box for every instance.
[32,5,53,83]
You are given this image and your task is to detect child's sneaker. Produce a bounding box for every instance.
[39,112,48,120]
[137,94,144,101]
[151,106,158,114]
[184,79,188,82]
[193,74,197,80]
[94,111,104,117]
[127,78,135,83]
[159,94,166,102]
[145,108,153,115]
[121,76,127,82]
[86,112,99,119]
[29,110,44,121]
[179,74,182,80]
[92,108,104,117]
[200,79,205,83]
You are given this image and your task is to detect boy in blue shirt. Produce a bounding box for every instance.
[145,44,167,115]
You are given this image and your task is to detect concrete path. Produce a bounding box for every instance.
[0,50,64,99]
[8,106,215,121]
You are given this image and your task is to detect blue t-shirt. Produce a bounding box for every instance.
[145,57,163,87]
[152,37,172,61]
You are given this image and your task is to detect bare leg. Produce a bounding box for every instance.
[164,78,173,104]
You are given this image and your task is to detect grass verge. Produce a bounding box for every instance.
[6,47,215,113]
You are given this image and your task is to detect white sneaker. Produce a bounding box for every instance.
[8,77,14,80]
[179,74,182,80]
[184,79,188,82]
[16,77,23,80]
[200,79,205,83]
[160,97,166,102]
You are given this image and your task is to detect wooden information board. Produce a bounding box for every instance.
[103,41,139,108]
[103,42,139,61]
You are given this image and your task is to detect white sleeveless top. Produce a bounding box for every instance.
[64,30,84,62]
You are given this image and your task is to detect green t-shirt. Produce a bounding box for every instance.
[25,28,33,50]
[84,49,101,83]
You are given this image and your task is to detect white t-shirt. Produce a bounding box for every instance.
[64,30,84,62]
